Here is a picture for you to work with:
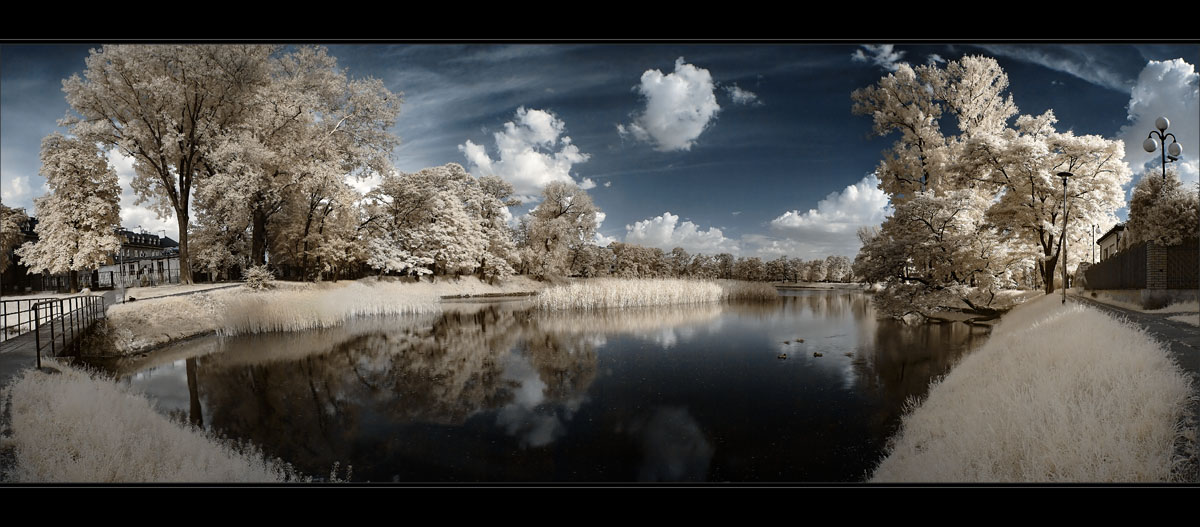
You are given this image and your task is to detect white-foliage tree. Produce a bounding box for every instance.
[62,44,274,284]
[1,203,29,273]
[15,134,122,292]
[519,182,599,280]
[852,55,1131,316]
[207,46,400,270]
[1123,169,1200,248]
[960,111,1130,293]
[365,163,514,280]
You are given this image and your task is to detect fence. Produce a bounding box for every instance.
[97,269,181,289]
[31,296,106,366]
[1,296,60,343]
[1084,239,1198,290]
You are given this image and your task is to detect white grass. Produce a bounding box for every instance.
[716,280,781,302]
[101,277,542,354]
[537,278,777,310]
[538,279,725,310]
[218,281,441,336]
[1082,290,1200,314]
[871,294,1195,482]
[1168,314,1200,327]
[1,361,297,482]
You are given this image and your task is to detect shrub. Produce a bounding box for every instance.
[243,265,275,290]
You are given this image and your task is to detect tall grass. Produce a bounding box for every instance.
[716,279,781,302]
[2,362,298,482]
[218,281,441,336]
[870,294,1195,482]
[537,278,777,310]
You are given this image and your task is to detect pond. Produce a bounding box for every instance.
[86,289,990,482]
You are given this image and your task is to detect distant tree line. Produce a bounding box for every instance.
[569,243,856,283]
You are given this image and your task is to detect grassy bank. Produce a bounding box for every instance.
[0,361,296,482]
[98,276,543,355]
[870,294,1195,482]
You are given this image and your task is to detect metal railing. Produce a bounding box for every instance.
[30,296,106,368]
[1,296,61,343]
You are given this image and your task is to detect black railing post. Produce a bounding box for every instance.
[34,303,41,369]
[59,300,66,353]
[48,302,56,357]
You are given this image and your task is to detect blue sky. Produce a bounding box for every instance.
[2,42,1197,259]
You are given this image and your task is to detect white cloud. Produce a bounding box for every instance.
[107,150,181,240]
[1119,58,1199,186]
[593,211,618,246]
[624,212,739,254]
[458,107,591,198]
[850,45,907,72]
[761,173,892,258]
[580,178,596,190]
[1,174,30,204]
[724,84,762,106]
[345,173,383,196]
[603,181,612,188]
[927,53,946,65]
[621,58,721,152]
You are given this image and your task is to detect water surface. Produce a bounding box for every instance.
[90,290,989,482]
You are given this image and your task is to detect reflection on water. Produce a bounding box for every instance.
[90,290,989,482]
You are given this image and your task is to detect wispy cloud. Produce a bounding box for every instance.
[724,84,762,106]
[975,44,1135,92]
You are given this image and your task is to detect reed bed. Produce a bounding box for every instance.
[870,294,1195,482]
[218,281,441,336]
[716,279,781,302]
[537,278,725,310]
[2,362,297,482]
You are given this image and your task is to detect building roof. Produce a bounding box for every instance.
[1097,223,1125,244]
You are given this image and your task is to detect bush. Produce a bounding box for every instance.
[244,265,275,290]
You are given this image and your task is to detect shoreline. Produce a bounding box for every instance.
[870,293,1196,482]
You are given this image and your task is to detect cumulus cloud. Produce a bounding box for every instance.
[603,181,612,188]
[624,212,739,254]
[593,211,618,246]
[759,173,892,258]
[620,57,721,152]
[1119,59,1199,186]
[458,107,591,199]
[1,174,30,204]
[850,44,907,72]
[107,150,182,240]
[580,178,597,190]
[724,84,762,106]
[927,53,946,65]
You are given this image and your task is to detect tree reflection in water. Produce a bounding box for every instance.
[100,291,992,482]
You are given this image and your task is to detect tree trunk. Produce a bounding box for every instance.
[251,206,268,267]
[69,269,79,294]
[1042,252,1057,295]
[177,214,193,285]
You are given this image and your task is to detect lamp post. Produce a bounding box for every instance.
[1058,172,1073,305]
[1143,116,1183,180]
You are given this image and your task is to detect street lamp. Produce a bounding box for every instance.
[1058,172,1073,305]
[1143,116,1183,180]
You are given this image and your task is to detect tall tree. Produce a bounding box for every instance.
[0,203,29,273]
[1122,168,1199,248]
[960,111,1130,294]
[207,46,400,268]
[521,182,599,280]
[15,134,122,292]
[62,44,274,284]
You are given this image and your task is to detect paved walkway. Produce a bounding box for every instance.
[1069,293,1200,481]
